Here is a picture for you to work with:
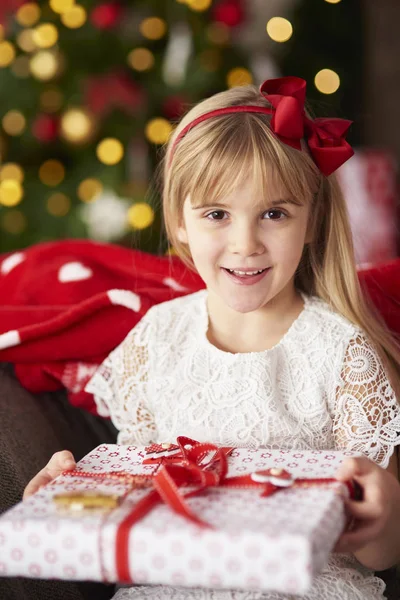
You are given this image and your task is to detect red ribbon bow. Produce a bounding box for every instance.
[170,76,354,176]
[260,76,354,176]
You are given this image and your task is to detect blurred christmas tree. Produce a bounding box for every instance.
[0,0,249,252]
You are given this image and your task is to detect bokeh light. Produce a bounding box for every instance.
[226,67,252,88]
[61,108,94,143]
[50,0,76,14]
[187,0,212,11]
[0,42,16,67]
[40,87,64,112]
[16,3,41,27]
[1,210,27,234]
[314,69,340,94]
[39,159,65,186]
[207,22,230,45]
[33,23,59,49]
[11,55,31,78]
[145,118,173,144]
[17,29,37,53]
[96,138,124,165]
[77,178,103,202]
[128,202,155,230]
[127,48,154,72]
[200,48,221,72]
[0,163,24,183]
[61,5,87,29]
[30,50,59,81]
[140,17,167,40]
[47,192,71,216]
[2,111,26,136]
[266,17,293,43]
[0,180,24,206]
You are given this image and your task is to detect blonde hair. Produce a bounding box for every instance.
[160,84,400,396]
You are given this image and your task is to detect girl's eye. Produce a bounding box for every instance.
[263,209,286,221]
[206,210,227,221]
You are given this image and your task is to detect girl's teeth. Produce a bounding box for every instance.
[228,269,265,276]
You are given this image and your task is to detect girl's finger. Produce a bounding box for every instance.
[23,451,76,500]
[344,498,387,522]
[335,456,375,482]
[45,450,76,478]
[334,521,382,553]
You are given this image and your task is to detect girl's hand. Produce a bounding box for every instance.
[334,456,400,555]
[23,451,76,500]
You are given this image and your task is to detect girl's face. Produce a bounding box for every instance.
[177,179,311,316]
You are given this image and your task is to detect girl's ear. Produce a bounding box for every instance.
[176,225,188,244]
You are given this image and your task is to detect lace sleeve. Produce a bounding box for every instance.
[332,332,400,467]
[85,310,157,445]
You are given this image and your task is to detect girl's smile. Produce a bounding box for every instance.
[221,266,272,286]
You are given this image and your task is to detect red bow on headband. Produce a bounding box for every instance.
[170,76,354,177]
[260,76,354,176]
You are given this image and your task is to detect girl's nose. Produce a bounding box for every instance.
[228,223,265,256]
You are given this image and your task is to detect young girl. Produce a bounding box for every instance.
[25,77,400,600]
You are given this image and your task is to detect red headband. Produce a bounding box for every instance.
[169,76,354,177]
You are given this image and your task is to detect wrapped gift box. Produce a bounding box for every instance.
[0,443,355,594]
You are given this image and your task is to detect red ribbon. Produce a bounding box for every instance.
[170,76,354,177]
[64,437,356,583]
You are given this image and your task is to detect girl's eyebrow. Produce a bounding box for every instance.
[192,197,302,210]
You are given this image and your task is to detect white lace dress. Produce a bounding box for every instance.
[86,290,400,600]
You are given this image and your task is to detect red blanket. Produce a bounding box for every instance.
[0,239,399,415]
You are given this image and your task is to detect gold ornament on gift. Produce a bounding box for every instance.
[53,492,121,513]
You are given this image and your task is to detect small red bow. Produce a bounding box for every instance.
[260,76,354,176]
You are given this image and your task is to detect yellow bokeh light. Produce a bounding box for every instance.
[50,0,76,14]
[16,3,41,27]
[266,17,293,43]
[11,55,31,78]
[0,163,24,183]
[127,48,154,72]
[187,0,212,11]
[30,50,59,81]
[17,29,37,53]
[2,111,26,136]
[96,138,124,165]
[77,178,103,202]
[200,48,221,72]
[128,202,155,230]
[0,180,24,206]
[47,192,71,216]
[145,118,173,144]
[61,5,87,29]
[140,17,167,40]
[39,159,65,186]
[226,67,252,88]
[61,108,94,143]
[314,69,340,94]
[207,22,230,45]
[40,87,63,112]
[0,25,4,41]
[325,0,341,3]
[1,209,27,234]
[33,23,59,49]
[0,41,16,67]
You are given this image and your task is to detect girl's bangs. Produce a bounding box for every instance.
[184,118,313,210]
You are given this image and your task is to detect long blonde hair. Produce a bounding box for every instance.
[160,84,400,396]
